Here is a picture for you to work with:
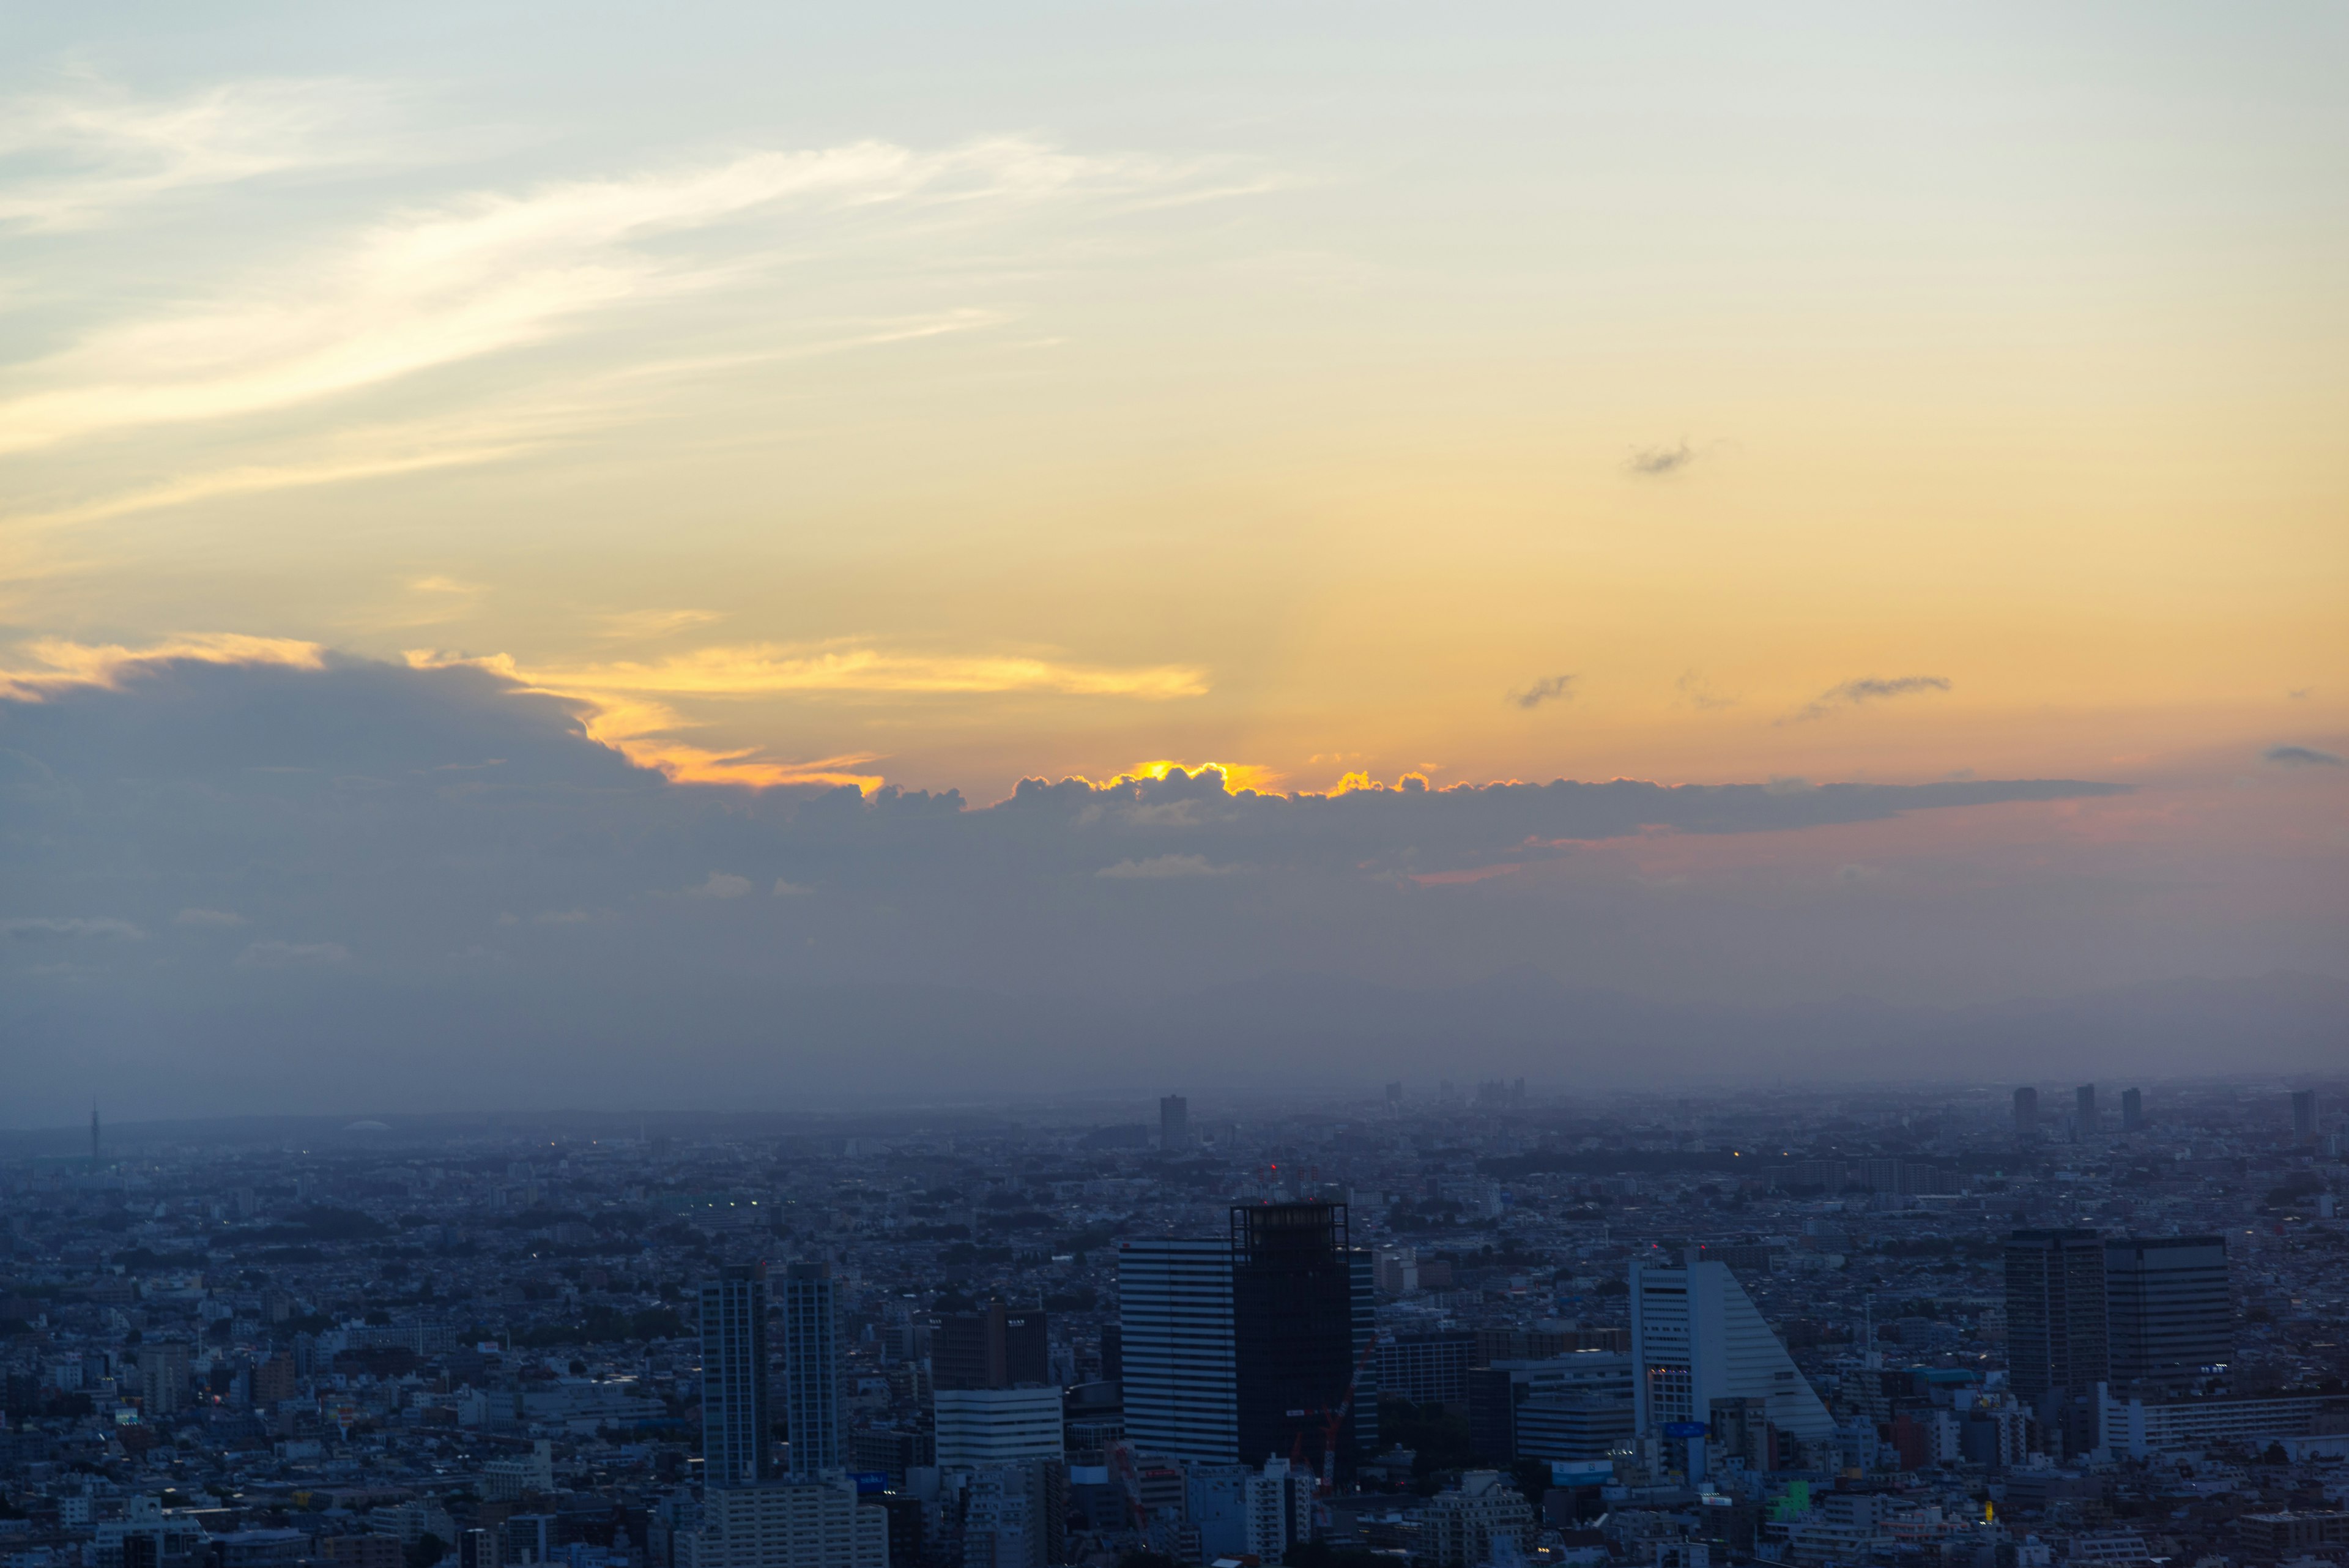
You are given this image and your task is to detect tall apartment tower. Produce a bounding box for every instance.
[781,1261,841,1476]
[2105,1236,2230,1386]
[2120,1088,2145,1133]
[699,1265,775,1487]
[2004,1230,2109,1405]
[2291,1090,2320,1146]
[1628,1254,1834,1456]
[2074,1084,2098,1136]
[2013,1087,2039,1140]
[1160,1096,1191,1152]
[1118,1203,1376,1475]
[1230,1202,1376,1474]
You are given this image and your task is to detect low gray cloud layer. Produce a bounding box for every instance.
[2264,743,2342,767]
[0,653,2158,1118]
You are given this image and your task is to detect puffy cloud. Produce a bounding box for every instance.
[1626,439,1695,477]
[0,646,2185,1117]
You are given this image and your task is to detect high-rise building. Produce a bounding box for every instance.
[1116,1237,1237,1463]
[2121,1088,2145,1133]
[1159,1096,1190,1151]
[932,1300,1048,1392]
[2005,1230,2109,1406]
[1116,1205,1375,1474]
[1627,1255,1833,1471]
[781,1263,841,1477]
[700,1265,775,1488]
[137,1340,191,1418]
[2106,1236,2230,1385]
[2074,1084,2098,1136]
[1231,1202,1376,1474]
[2291,1090,2320,1146]
[2013,1087,2039,1140]
[933,1386,1065,1468]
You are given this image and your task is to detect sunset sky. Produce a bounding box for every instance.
[2,4,2344,1118]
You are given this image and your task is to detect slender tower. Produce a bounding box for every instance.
[91,1104,101,1169]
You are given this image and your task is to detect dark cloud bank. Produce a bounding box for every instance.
[2,655,2333,1120]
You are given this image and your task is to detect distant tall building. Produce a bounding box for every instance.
[1118,1203,1376,1475]
[1159,1096,1190,1151]
[2121,1088,2145,1133]
[2106,1236,2230,1385]
[700,1265,775,1488]
[2013,1087,2039,1140]
[2074,1083,2097,1135]
[2291,1089,2320,1146]
[1627,1254,1833,1467]
[781,1262,841,1476]
[90,1104,101,1169]
[137,1340,191,1418]
[933,1299,1048,1391]
[2005,1230,2109,1406]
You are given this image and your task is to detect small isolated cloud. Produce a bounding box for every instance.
[237,939,350,967]
[174,907,246,926]
[1096,853,1233,880]
[1625,440,1695,478]
[2287,688,2312,700]
[1790,674,1951,723]
[410,575,479,595]
[2263,744,2343,768]
[1836,863,1888,885]
[532,907,612,924]
[772,879,815,897]
[2,915,144,941]
[682,871,753,899]
[1508,674,1576,711]
[1675,669,1738,712]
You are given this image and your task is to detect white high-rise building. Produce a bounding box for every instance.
[1628,1254,1833,1447]
[1116,1237,1237,1463]
[934,1386,1065,1468]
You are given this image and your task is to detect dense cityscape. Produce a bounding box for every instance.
[3,1081,2345,1568]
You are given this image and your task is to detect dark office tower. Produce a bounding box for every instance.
[1160,1096,1190,1151]
[2106,1236,2230,1386]
[2121,1088,2144,1134]
[699,1263,774,1487]
[458,1531,500,1568]
[2291,1089,2319,1146]
[2013,1087,2039,1140]
[1099,1321,1122,1382]
[1230,1202,1376,1478]
[781,1261,841,1475]
[2074,1083,2097,1135]
[2005,1230,2109,1405]
[933,1299,1050,1391]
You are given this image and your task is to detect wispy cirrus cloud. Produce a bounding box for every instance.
[0,75,398,231]
[404,641,1208,789]
[1787,674,1952,723]
[0,135,1197,459]
[0,634,322,702]
[2,915,144,940]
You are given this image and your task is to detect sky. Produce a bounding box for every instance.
[2,5,2345,1120]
